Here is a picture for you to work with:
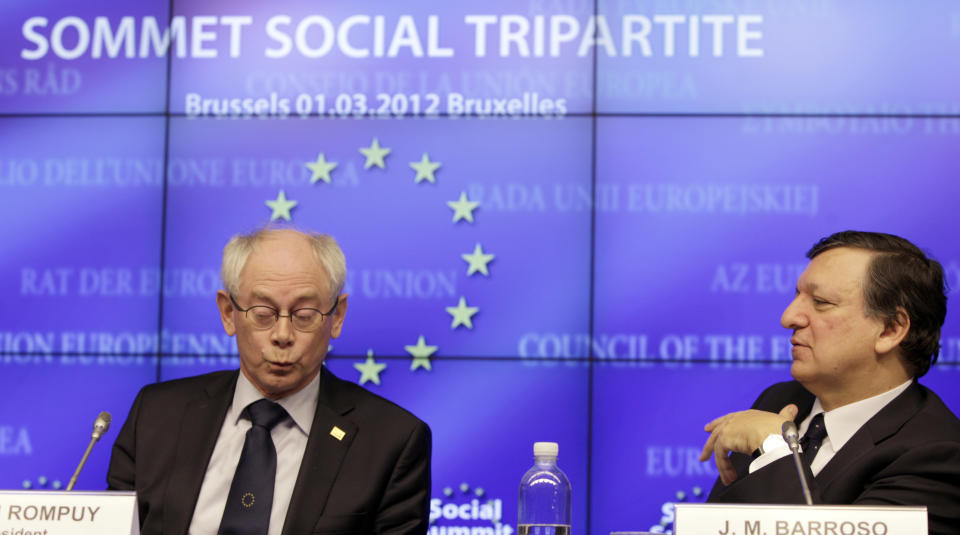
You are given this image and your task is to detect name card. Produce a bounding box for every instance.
[0,490,139,535]
[675,503,926,535]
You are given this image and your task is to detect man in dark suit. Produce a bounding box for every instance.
[699,231,960,534]
[107,228,431,535]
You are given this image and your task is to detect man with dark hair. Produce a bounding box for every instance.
[699,230,960,534]
[804,231,946,379]
[108,228,431,535]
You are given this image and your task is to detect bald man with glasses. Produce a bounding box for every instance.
[108,228,431,535]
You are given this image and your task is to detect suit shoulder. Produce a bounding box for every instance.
[322,368,427,429]
[752,380,811,411]
[137,369,237,401]
[914,384,960,438]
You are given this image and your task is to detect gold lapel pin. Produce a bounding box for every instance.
[330,426,346,441]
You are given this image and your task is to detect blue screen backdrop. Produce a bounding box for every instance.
[1,1,959,534]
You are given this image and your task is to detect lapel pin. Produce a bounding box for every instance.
[330,426,346,441]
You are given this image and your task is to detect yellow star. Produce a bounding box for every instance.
[405,335,437,371]
[265,190,297,221]
[446,297,479,329]
[462,243,495,276]
[447,192,479,223]
[359,138,391,169]
[354,350,387,385]
[409,153,441,183]
[306,153,337,184]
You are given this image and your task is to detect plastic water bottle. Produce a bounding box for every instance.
[518,442,571,535]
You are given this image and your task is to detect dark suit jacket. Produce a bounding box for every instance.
[107,367,431,535]
[707,380,960,535]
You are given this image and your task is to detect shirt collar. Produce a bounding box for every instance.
[231,371,320,436]
[801,379,912,451]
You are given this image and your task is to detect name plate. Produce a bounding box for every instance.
[675,503,926,535]
[0,490,139,535]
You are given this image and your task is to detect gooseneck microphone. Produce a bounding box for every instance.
[781,421,814,505]
[66,412,112,491]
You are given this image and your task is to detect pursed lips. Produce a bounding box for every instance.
[789,337,810,357]
[264,357,298,367]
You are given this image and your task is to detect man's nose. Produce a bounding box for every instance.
[271,316,295,346]
[781,297,807,329]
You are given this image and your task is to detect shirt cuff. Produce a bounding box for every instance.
[748,434,791,473]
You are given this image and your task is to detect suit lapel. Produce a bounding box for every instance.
[163,372,237,535]
[814,382,922,491]
[281,368,358,535]
[792,390,816,424]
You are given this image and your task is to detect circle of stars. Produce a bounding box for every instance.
[262,136,496,385]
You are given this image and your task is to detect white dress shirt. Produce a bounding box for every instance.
[749,379,912,475]
[188,372,319,535]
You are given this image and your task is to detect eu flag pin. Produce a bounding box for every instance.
[330,426,346,441]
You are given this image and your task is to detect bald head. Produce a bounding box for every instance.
[221,227,346,302]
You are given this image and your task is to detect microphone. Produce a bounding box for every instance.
[66,412,112,491]
[91,412,111,440]
[781,421,814,505]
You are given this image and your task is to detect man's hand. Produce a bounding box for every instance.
[700,404,798,486]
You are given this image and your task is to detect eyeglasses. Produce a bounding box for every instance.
[229,294,338,332]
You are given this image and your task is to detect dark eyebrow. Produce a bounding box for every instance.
[797,281,820,294]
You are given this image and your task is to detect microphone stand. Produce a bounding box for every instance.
[782,421,814,505]
[66,412,111,491]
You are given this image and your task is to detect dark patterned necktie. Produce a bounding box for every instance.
[799,413,828,466]
[218,399,288,535]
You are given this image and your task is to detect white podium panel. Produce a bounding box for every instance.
[0,490,139,535]
[675,503,926,535]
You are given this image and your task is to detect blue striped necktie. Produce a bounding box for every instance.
[799,413,827,467]
[218,399,288,535]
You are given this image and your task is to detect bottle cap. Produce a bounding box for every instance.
[533,442,558,457]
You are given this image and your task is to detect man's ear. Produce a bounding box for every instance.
[876,307,910,355]
[217,290,237,336]
[330,294,348,339]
